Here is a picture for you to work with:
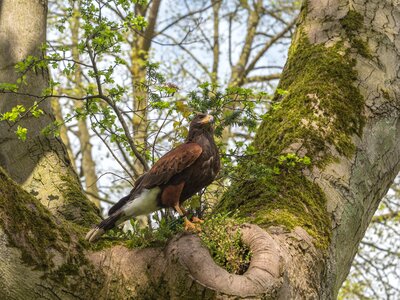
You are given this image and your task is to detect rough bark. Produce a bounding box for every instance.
[304,1,400,295]
[0,0,399,299]
[0,0,98,224]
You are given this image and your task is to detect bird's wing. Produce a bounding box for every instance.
[107,143,202,215]
[141,142,203,188]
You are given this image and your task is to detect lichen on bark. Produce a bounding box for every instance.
[0,166,110,298]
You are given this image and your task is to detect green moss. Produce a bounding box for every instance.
[59,175,101,228]
[381,88,390,100]
[219,31,366,249]
[50,260,80,283]
[219,161,331,248]
[351,38,372,59]
[257,34,364,162]
[340,10,372,59]
[0,168,108,295]
[340,10,364,33]
[0,167,69,268]
[199,213,251,275]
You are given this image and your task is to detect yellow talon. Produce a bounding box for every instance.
[191,216,204,224]
[184,218,202,232]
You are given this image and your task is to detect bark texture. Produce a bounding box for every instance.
[0,0,399,299]
[0,0,98,224]
[302,0,400,296]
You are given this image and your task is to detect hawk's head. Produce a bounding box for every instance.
[190,113,214,129]
[187,113,215,141]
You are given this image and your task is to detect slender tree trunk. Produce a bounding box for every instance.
[0,0,399,299]
[51,97,77,172]
[70,3,101,208]
[131,0,161,176]
[228,0,263,87]
[131,50,148,175]
[211,0,221,85]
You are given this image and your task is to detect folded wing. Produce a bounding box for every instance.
[108,142,202,215]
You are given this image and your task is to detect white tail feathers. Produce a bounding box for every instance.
[85,227,105,243]
[85,210,124,243]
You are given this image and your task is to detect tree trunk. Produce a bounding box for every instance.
[0,0,399,299]
[51,97,77,172]
[70,3,101,209]
[131,0,161,176]
[0,0,98,224]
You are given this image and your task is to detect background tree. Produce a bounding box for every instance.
[45,0,300,215]
[339,181,400,299]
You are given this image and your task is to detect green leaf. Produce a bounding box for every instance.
[31,101,44,118]
[276,88,289,96]
[273,166,281,175]
[0,105,26,122]
[15,125,27,141]
[0,82,18,92]
[302,156,311,165]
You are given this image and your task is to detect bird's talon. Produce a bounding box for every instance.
[184,219,202,232]
[191,216,204,224]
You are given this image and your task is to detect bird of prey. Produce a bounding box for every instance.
[86,113,220,242]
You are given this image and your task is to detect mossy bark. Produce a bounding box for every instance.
[220,0,400,297]
[1,0,400,299]
[0,0,98,223]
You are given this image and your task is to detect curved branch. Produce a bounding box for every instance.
[88,224,284,298]
[174,224,283,297]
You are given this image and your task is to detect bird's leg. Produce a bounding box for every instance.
[191,216,204,224]
[179,205,204,224]
[174,204,201,232]
[179,205,188,216]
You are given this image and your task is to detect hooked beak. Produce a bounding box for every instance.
[200,115,214,124]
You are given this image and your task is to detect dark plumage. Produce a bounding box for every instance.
[86,114,220,242]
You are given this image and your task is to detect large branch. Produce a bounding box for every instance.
[87,225,287,298]
[0,162,321,298]
[141,0,161,52]
[242,73,281,84]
